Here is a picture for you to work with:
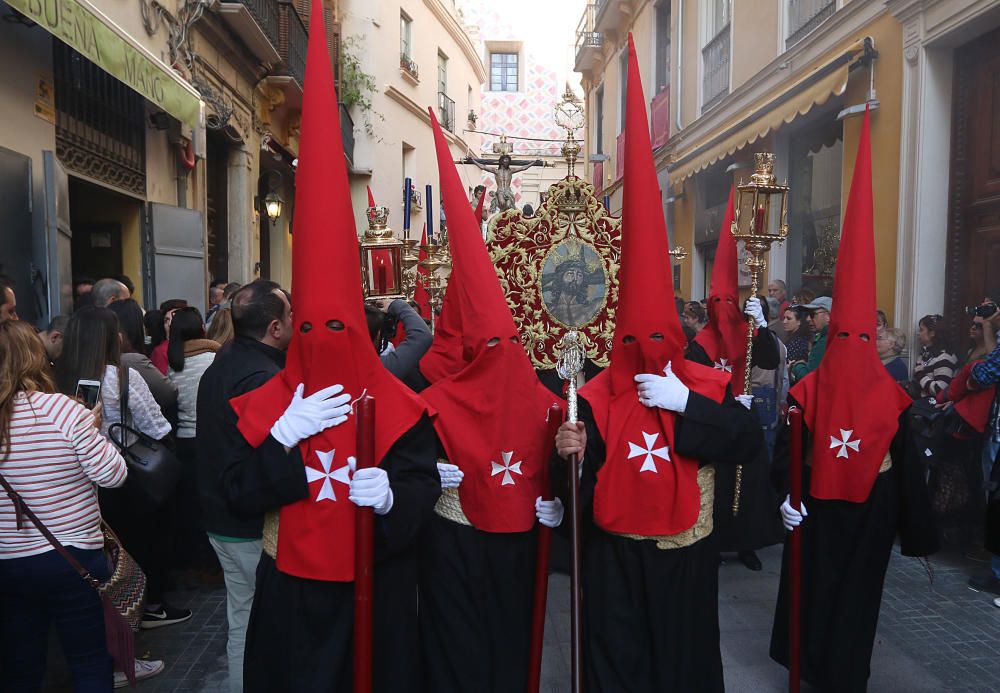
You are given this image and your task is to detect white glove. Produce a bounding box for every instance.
[735,394,754,410]
[779,495,808,531]
[634,361,690,414]
[535,496,564,528]
[348,459,393,515]
[270,383,352,448]
[745,297,767,328]
[437,462,464,489]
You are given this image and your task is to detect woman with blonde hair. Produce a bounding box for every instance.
[0,320,127,690]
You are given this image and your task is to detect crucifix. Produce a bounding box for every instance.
[458,135,547,213]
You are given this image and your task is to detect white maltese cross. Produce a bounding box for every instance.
[627,431,671,473]
[307,449,353,502]
[491,451,523,486]
[829,430,861,460]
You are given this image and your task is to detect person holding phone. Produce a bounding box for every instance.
[54,307,188,640]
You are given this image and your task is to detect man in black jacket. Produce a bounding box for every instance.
[196,279,307,693]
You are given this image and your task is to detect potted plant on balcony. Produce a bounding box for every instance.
[400,53,419,80]
[467,109,478,128]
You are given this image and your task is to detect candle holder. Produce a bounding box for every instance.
[360,204,405,301]
[729,152,790,515]
[400,238,421,301]
[419,239,451,333]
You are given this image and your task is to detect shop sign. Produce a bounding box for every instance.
[8,0,202,129]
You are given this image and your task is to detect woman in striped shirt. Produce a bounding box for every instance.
[0,319,127,691]
[913,314,959,398]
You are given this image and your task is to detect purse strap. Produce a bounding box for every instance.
[0,469,102,589]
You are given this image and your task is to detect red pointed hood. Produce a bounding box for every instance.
[228,1,430,581]
[694,188,749,392]
[790,108,910,503]
[419,108,562,532]
[580,35,729,537]
[366,185,376,208]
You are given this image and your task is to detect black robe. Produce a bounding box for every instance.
[769,411,939,692]
[688,328,785,553]
[243,415,440,693]
[418,514,538,692]
[574,387,764,692]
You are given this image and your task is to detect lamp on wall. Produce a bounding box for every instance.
[257,170,284,226]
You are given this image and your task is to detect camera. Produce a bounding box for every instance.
[965,303,998,318]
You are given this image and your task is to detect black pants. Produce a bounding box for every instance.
[100,483,173,604]
[0,548,113,692]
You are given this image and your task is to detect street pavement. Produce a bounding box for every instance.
[42,544,1000,692]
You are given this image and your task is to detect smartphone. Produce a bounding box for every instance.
[75,380,102,409]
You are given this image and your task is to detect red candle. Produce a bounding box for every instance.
[754,203,766,233]
[376,256,387,294]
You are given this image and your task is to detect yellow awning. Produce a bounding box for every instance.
[669,45,863,184]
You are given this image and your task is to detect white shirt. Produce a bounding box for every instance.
[99,365,172,445]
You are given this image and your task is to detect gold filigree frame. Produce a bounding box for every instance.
[487,177,622,370]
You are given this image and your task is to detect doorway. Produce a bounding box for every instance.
[945,27,1000,341]
[68,178,143,298]
[206,134,230,284]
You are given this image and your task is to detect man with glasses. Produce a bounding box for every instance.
[790,296,831,384]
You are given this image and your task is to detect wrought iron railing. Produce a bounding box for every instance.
[340,103,354,165]
[575,4,603,58]
[702,27,730,111]
[278,2,307,87]
[438,92,456,133]
[787,0,836,47]
[240,0,280,50]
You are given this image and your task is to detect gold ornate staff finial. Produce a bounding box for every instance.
[557,331,586,423]
[729,151,790,516]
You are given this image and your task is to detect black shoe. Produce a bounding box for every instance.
[738,550,762,571]
[141,606,192,630]
[967,574,1000,596]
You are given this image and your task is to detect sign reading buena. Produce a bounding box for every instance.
[8,0,201,129]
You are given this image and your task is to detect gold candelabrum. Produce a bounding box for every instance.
[400,238,421,300]
[729,152,790,516]
[418,238,452,334]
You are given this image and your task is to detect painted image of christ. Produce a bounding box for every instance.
[541,241,607,328]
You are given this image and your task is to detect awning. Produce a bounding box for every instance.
[8,0,204,131]
[669,43,864,185]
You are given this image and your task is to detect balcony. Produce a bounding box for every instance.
[786,0,836,47]
[650,86,670,149]
[217,0,281,63]
[702,27,730,112]
[278,2,307,89]
[592,160,604,192]
[438,92,456,133]
[574,4,603,73]
[340,102,354,166]
[400,53,420,84]
[594,0,628,35]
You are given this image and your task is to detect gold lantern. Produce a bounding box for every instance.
[359,204,404,301]
[729,152,790,515]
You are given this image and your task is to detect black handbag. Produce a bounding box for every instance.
[108,366,181,506]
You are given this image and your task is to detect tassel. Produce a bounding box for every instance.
[102,597,136,686]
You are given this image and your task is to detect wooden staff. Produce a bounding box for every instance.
[527,405,567,693]
[354,395,376,693]
[788,406,803,693]
[556,331,585,693]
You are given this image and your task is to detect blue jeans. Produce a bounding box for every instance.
[0,547,113,692]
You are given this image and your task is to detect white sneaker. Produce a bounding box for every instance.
[994,596,1000,609]
[114,659,165,688]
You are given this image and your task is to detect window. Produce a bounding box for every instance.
[655,2,671,92]
[594,85,605,155]
[706,0,732,38]
[786,0,836,47]
[490,53,518,92]
[400,12,412,59]
[437,51,448,95]
[618,49,628,134]
[701,0,731,109]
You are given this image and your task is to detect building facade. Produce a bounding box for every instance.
[339,0,484,238]
[0,0,339,322]
[461,0,587,212]
[575,0,1000,356]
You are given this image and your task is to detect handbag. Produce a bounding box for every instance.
[108,366,181,506]
[0,470,146,685]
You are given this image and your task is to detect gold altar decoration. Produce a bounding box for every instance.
[487,176,621,370]
[418,238,451,334]
[730,152,790,515]
[360,204,404,301]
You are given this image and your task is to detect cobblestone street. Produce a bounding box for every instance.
[41,543,1000,692]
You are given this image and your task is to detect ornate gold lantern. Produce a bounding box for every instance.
[359,203,404,300]
[729,152,790,515]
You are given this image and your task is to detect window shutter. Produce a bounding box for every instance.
[328,17,342,92]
